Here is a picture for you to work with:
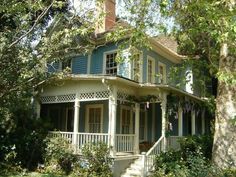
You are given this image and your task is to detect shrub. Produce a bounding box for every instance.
[75,142,112,177]
[178,135,213,160]
[44,136,77,175]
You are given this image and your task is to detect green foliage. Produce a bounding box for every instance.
[44,137,112,176]
[178,135,213,160]
[44,136,77,175]
[77,142,112,177]
[153,135,219,177]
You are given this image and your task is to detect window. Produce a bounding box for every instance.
[120,106,133,134]
[132,53,141,82]
[86,105,103,133]
[61,59,72,71]
[147,56,155,83]
[105,52,117,75]
[139,110,147,141]
[158,62,166,84]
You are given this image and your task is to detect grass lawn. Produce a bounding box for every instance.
[0,172,66,177]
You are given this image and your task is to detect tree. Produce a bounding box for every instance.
[114,0,236,168]
[162,0,236,168]
[0,0,98,169]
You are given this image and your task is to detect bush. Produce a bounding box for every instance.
[73,142,112,177]
[44,137,112,176]
[178,135,213,160]
[44,136,77,175]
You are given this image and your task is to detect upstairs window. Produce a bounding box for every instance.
[158,62,166,84]
[61,59,72,71]
[105,52,117,75]
[147,56,155,83]
[132,53,142,82]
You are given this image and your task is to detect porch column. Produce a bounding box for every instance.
[178,107,183,136]
[191,110,196,135]
[109,86,117,156]
[134,103,140,154]
[35,100,41,119]
[161,92,167,151]
[201,109,205,134]
[73,98,80,146]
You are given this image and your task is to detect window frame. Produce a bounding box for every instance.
[139,109,147,142]
[157,61,167,84]
[85,104,104,133]
[132,51,143,82]
[147,56,155,84]
[103,50,119,75]
[120,105,133,134]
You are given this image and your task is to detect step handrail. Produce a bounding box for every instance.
[143,136,165,176]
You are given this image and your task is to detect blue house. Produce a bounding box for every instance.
[37,0,212,176]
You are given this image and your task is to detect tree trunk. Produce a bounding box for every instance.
[212,43,236,168]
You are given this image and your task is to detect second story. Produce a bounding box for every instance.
[48,37,184,86]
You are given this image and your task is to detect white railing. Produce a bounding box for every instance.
[75,132,109,151]
[115,134,135,153]
[143,136,164,176]
[48,131,73,144]
[168,136,181,150]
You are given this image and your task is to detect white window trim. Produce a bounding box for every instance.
[103,50,119,75]
[147,56,155,84]
[139,110,147,142]
[85,104,104,133]
[120,105,133,134]
[158,61,167,84]
[132,51,143,83]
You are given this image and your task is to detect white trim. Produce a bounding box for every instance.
[158,61,167,84]
[147,56,155,84]
[85,104,104,133]
[120,105,133,134]
[132,51,143,82]
[178,107,183,136]
[185,68,193,94]
[103,49,118,75]
[191,110,196,135]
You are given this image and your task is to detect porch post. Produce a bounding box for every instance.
[178,107,183,136]
[134,103,140,154]
[35,100,41,119]
[201,109,205,134]
[191,110,196,135]
[161,92,167,151]
[73,97,80,147]
[109,86,117,156]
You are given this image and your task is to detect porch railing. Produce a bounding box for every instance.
[48,131,73,144]
[75,132,109,151]
[115,134,135,153]
[143,136,164,176]
[48,132,136,154]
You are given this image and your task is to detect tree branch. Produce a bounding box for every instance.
[8,1,54,49]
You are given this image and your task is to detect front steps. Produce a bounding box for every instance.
[121,156,144,177]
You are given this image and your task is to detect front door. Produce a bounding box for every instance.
[120,106,133,134]
[86,104,103,133]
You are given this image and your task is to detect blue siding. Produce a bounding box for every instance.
[90,43,118,74]
[72,55,87,74]
[142,48,176,84]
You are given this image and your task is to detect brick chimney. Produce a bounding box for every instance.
[95,0,116,34]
